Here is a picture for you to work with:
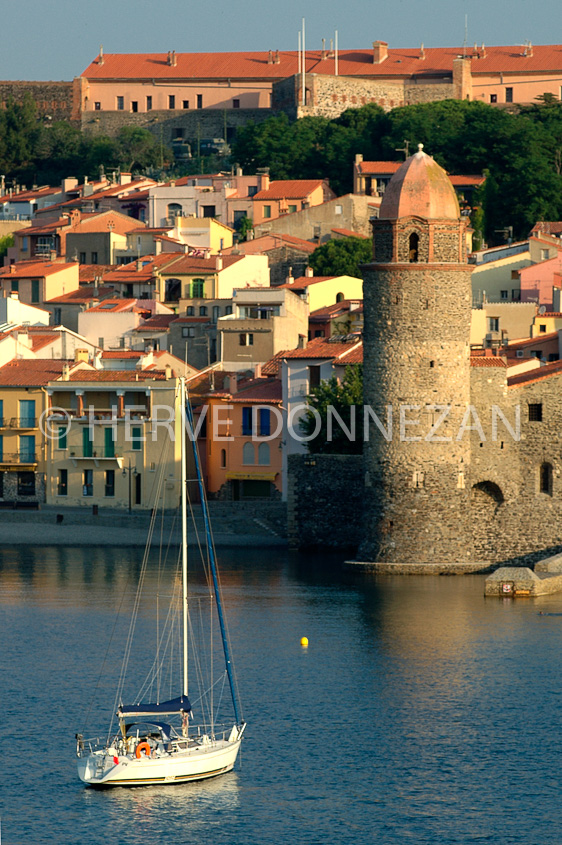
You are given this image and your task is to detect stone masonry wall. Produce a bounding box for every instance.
[287,454,364,551]
[0,471,45,504]
[81,108,273,144]
[469,368,562,566]
[0,81,75,123]
[273,74,455,120]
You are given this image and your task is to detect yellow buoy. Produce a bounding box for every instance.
[300,637,309,647]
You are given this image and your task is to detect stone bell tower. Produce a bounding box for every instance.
[360,145,473,565]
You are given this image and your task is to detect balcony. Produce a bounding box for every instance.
[9,417,38,428]
[0,452,38,465]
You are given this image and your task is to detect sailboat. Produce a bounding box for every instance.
[76,378,246,786]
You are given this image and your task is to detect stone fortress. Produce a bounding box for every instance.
[354,145,562,570]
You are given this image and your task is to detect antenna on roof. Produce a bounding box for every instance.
[463,14,468,57]
[395,139,410,160]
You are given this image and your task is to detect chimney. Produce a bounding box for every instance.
[216,254,223,271]
[61,363,70,381]
[167,51,172,65]
[9,264,16,274]
[137,258,142,271]
[171,50,177,66]
[75,348,89,363]
[62,177,78,195]
[254,363,262,378]
[236,166,243,176]
[268,50,274,64]
[274,49,280,64]
[305,266,314,278]
[98,45,104,65]
[50,250,57,262]
[481,43,486,58]
[372,41,388,64]
[165,364,172,379]
[321,38,327,60]
[526,41,533,57]
[420,43,425,60]
[286,266,294,285]
[257,168,270,192]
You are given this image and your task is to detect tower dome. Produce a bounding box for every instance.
[379,144,460,221]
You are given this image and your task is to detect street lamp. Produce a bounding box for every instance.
[123,458,138,514]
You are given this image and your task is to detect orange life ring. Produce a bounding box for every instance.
[135,742,151,759]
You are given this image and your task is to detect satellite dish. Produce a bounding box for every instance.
[539,305,546,314]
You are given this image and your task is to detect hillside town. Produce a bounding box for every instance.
[0,39,562,568]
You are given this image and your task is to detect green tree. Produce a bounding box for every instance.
[0,234,14,262]
[300,364,363,454]
[116,126,168,172]
[309,237,372,278]
[234,215,253,242]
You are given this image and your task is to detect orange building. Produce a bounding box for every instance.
[193,373,282,500]
[252,178,335,226]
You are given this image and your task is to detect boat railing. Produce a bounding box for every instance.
[76,735,108,757]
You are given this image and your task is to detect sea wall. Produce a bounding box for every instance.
[287,454,364,551]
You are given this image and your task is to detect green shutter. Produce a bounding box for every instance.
[104,427,115,457]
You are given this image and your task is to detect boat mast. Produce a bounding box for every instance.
[180,377,188,698]
[185,390,243,726]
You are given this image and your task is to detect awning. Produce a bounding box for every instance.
[118,695,191,718]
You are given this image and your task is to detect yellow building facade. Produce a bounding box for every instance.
[46,374,182,511]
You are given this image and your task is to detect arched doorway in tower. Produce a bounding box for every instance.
[471,480,504,563]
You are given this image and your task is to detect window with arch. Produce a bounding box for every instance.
[335,292,345,303]
[540,462,553,496]
[186,306,194,316]
[242,442,254,465]
[220,448,226,468]
[167,202,182,219]
[409,232,419,262]
[199,306,208,317]
[258,443,270,466]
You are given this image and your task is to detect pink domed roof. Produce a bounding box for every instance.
[378,145,460,220]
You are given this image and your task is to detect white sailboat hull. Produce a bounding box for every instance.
[78,737,242,787]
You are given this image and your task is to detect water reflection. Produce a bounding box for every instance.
[83,771,241,832]
[3,546,562,844]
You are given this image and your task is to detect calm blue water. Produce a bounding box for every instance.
[1,545,562,844]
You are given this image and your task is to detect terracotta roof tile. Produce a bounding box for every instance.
[78,264,116,283]
[261,350,287,376]
[253,179,326,201]
[82,45,562,83]
[0,359,82,386]
[66,370,166,382]
[101,350,144,359]
[283,337,361,360]
[508,359,562,386]
[331,228,369,239]
[470,356,507,367]
[135,314,176,330]
[46,284,117,304]
[223,233,316,256]
[531,222,562,236]
[0,260,76,278]
[229,377,282,403]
